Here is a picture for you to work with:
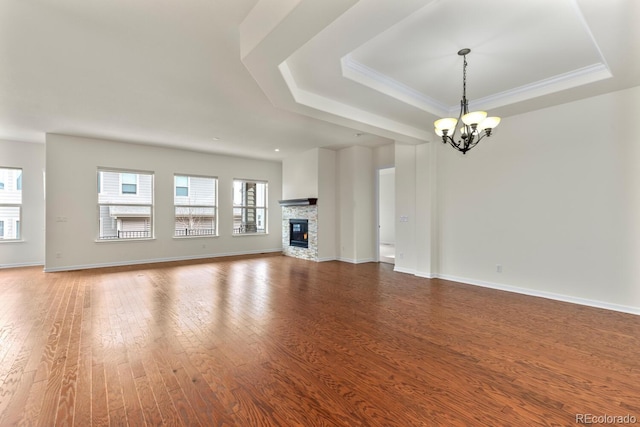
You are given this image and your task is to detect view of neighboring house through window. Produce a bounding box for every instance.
[0,167,22,240]
[233,179,267,234]
[121,173,138,194]
[97,169,153,240]
[174,175,217,237]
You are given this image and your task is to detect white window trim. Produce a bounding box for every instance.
[232,178,268,235]
[97,168,154,241]
[173,174,218,238]
[0,167,23,242]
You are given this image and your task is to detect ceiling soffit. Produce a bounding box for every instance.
[241,0,629,145]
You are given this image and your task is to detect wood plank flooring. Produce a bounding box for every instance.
[0,253,638,426]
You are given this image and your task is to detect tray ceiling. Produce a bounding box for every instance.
[0,0,637,158]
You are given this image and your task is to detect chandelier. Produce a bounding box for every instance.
[434,48,501,154]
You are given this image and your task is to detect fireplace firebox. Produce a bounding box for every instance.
[289,219,309,248]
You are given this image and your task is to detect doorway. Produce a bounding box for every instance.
[378,167,395,264]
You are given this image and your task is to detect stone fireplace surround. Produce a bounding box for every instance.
[280,199,318,261]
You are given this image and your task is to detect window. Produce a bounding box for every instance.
[174,175,217,237]
[175,176,189,197]
[0,167,22,241]
[121,173,138,195]
[233,179,267,234]
[98,169,153,240]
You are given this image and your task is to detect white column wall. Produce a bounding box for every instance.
[317,148,337,261]
[337,146,375,263]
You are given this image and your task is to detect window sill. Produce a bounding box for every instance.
[95,238,156,243]
[0,239,24,244]
[232,233,269,237]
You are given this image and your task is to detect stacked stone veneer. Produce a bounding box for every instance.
[282,205,318,261]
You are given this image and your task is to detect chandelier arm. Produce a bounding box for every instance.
[442,135,461,151]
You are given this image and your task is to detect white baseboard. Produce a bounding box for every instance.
[414,271,436,279]
[436,273,640,316]
[43,248,283,272]
[0,261,44,269]
[337,257,376,264]
[393,266,416,275]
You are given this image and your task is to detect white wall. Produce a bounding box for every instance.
[378,168,395,244]
[317,148,337,261]
[394,85,640,314]
[337,146,375,263]
[394,144,418,274]
[374,144,394,169]
[0,140,45,267]
[45,134,282,271]
[282,148,319,199]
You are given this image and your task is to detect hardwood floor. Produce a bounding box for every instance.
[0,254,638,426]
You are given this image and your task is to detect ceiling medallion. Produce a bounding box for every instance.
[434,48,501,154]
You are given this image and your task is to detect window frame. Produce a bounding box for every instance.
[97,168,154,241]
[232,178,268,235]
[174,174,217,238]
[0,167,23,242]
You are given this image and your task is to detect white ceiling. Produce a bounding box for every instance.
[1,0,638,160]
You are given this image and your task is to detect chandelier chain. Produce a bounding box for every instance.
[462,55,467,100]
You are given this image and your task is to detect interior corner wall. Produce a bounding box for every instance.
[45,134,282,271]
[337,146,375,263]
[317,148,337,261]
[415,143,437,277]
[378,168,395,245]
[0,140,45,267]
[394,142,437,277]
[374,143,395,169]
[394,143,417,274]
[436,85,640,314]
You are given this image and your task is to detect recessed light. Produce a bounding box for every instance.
[274,148,280,152]
[212,137,221,141]
[354,132,363,137]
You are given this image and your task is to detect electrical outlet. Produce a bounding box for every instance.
[496,264,502,273]
[56,252,62,259]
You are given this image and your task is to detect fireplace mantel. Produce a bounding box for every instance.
[278,198,317,207]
